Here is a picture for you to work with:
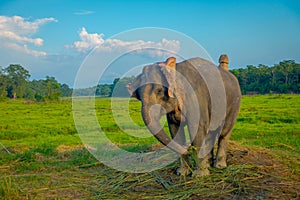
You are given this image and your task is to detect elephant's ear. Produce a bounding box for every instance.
[160,57,184,110]
[160,57,176,98]
[126,83,136,98]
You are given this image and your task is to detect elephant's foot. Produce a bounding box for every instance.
[215,157,227,169]
[192,168,210,177]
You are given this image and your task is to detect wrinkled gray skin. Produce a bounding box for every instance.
[127,57,241,176]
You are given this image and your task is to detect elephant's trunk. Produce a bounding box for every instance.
[142,104,188,155]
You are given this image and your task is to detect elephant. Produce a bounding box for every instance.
[126,55,241,176]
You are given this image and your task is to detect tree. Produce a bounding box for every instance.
[230,60,299,94]
[44,76,61,101]
[60,83,73,97]
[96,84,112,97]
[257,64,272,94]
[28,79,47,101]
[3,64,30,99]
[278,60,294,85]
[26,77,62,101]
[0,69,8,98]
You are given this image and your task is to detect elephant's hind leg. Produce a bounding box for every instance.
[215,125,234,169]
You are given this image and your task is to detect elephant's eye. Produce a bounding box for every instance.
[156,88,163,95]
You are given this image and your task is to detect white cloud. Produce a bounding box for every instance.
[66,27,104,53]
[0,31,43,46]
[4,43,47,57]
[0,15,57,57]
[67,27,180,57]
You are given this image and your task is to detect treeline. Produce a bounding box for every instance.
[1,60,299,100]
[73,77,135,97]
[230,60,299,94]
[94,60,299,96]
[0,64,72,101]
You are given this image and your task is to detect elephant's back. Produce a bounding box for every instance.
[177,57,219,88]
[179,57,241,99]
[178,57,241,111]
[177,58,212,98]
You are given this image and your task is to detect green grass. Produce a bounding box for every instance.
[0,95,299,199]
[232,94,300,169]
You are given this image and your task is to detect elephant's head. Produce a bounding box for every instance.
[127,57,187,155]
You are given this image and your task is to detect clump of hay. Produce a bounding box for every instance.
[97,141,299,199]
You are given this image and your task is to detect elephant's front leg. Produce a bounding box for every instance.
[188,125,212,176]
[193,154,211,177]
[167,115,189,176]
[167,120,186,146]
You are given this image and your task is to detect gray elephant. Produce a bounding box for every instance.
[127,55,241,176]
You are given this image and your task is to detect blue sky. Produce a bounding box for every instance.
[0,0,299,86]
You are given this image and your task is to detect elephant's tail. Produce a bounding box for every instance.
[218,54,229,70]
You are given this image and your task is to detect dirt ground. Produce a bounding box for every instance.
[1,142,299,199]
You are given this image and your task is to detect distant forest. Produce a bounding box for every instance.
[230,60,299,94]
[0,60,299,101]
[0,64,72,101]
[73,60,300,96]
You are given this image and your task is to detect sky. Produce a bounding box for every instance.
[0,0,299,86]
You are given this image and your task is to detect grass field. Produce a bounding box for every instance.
[0,95,299,199]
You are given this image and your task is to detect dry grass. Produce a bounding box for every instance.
[1,141,299,199]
